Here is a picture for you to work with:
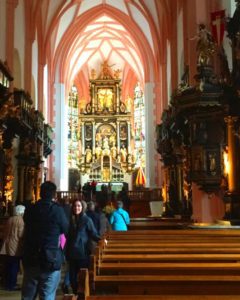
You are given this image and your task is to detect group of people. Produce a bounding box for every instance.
[0,180,130,299]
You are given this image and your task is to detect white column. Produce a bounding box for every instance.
[144,82,157,188]
[53,83,68,191]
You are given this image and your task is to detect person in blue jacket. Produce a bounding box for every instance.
[109,200,130,231]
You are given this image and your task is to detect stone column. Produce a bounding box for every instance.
[53,83,68,190]
[144,82,156,188]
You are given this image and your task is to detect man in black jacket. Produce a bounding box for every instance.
[21,181,69,300]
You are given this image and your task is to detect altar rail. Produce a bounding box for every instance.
[128,189,162,217]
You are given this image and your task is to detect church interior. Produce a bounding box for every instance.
[1,0,240,299]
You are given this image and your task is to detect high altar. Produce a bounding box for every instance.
[78,61,135,183]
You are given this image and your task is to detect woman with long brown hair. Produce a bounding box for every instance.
[65,199,100,294]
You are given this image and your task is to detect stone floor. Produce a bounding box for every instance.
[0,263,69,300]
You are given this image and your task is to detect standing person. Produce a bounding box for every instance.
[117,186,131,211]
[65,199,100,295]
[0,205,25,291]
[86,201,100,234]
[86,201,110,254]
[21,181,69,300]
[60,196,71,294]
[109,200,130,231]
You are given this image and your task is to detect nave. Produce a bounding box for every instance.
[2,225,240,300]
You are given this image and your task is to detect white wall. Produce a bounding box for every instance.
[32,35,38,108]
[221,0,237,72]
[0,0,6,60]
[14,0,25,89]
[167,40,171,105]
[177,8,184,84]
[53,83,69,190]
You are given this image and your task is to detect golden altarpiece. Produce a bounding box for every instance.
[78,61,135,182]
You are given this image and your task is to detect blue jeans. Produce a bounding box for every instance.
[21,265,61,300]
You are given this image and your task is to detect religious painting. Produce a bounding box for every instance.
[95,124,116,152]
[85,123,92,140]
[97,88,114,112]
[119,123,127,140]
[68,168,80,191]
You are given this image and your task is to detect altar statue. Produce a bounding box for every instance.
[85,146,92,163]
[125,95,132,112]
[103,136,109,149]
[98,89,113,111]
[120,144,127,162]
[109,132,116,146]
[95,143,102,160]
[101,60,114,79]
[111,142,117,159]
[192,24,216,66]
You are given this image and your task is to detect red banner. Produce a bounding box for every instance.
[211,10,225,46]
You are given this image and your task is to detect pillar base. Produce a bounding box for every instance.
[223,192,240,224]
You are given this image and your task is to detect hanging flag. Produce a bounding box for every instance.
[136,166,146,186]
[211,10,225,46]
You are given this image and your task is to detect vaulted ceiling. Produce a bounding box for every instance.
[31,0,168,96]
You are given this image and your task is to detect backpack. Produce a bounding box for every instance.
[24,201,63,271]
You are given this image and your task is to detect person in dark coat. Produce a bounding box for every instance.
[21,181,69,300]
[65,199,100,294]
[117,186,131,211]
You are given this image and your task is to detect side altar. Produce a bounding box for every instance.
[78,61,135,182]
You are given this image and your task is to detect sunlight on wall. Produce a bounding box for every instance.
[167,40,171,105]
[177,8,184,84]
[32,38,38,108]
[43,65,48,121]
[13,49,22,88]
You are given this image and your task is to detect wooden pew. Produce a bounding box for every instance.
[99,253,240,263]
[86,297,240,300]
[103,244,240,254]
[78,268,240,297]
[86,296,240,300]
[104,229,240,239]
[93,274,240,295]
[79,229,240,298]
[97,261,240,275]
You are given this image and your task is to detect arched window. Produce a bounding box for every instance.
[68,85,79,168]
[134,82,145,168]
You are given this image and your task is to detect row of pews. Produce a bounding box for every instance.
[76,228,240,300]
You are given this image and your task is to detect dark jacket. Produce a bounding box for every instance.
[23,199,69,268]
[86,210,101,234]
[66,213,100,260]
